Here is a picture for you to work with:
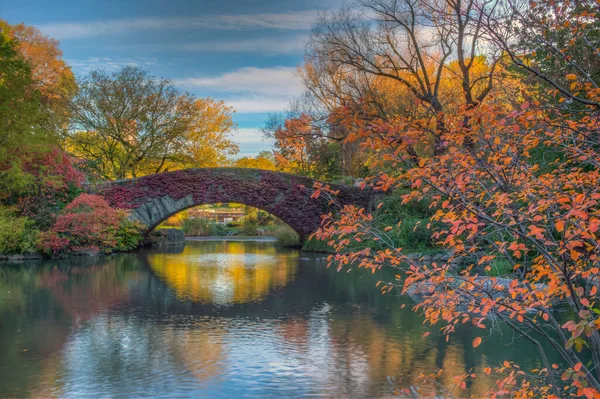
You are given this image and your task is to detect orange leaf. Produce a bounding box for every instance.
[566,73,577,81]
[473,337,482,348]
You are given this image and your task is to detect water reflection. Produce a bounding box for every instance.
[0,240,547,398]
[147,241,297,305]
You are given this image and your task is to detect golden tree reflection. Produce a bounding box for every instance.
[167,326,225,383]
[148,241,298,304]
[274,312,498,398]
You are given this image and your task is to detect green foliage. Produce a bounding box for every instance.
[302,236,334,252]
[302,191,441,254]
[0,25,41,146]
[181,217,229,236]
[0,208,39,254]
[256,210,276,226]
[208,223,226,236]
[115,218,143,252]
[182,218,211,236]
[240,216,259,235]
[366,191,439,253]
[0,26,46,196]
[485,257,514,277]
[273,224,300,247]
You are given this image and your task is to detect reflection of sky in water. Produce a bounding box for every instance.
[56,306,377,398]
[0,240,554,398]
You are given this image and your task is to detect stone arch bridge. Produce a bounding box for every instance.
[96,168,375,239]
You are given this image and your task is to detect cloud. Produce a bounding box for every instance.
[175,36,307,54]
[176,66,302,96]
[37,11,320,40]
[176,66,303,113]
[66,57,157,74]
[226,97,293,113]
[231,128,274,157]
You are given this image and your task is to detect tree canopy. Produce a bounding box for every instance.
[66,67,238,179]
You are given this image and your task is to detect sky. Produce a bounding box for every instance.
[0,0,341,157]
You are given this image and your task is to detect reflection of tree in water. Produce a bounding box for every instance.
[147,241,298,305]
[165,325,225,383]
[37,256,143,322]
[272,293,546,398]
[45,316,228,396]
[0,255,144,398]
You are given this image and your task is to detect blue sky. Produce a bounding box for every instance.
[0,0,340,157]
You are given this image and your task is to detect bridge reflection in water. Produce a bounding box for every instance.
[147,240,298,305]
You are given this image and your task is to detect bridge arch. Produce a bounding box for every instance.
[96,168,373,239]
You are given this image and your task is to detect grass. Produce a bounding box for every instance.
[301,236,334,252]
[272,224,301,247]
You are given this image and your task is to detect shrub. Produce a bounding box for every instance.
[182,217,211,236]
[367,192,440,253]
[13,147,85,230]
[273,224,300,247]
[240,216,259,235]
[39,193,142,256]
[0,207,39,254]
[208,223,226,236]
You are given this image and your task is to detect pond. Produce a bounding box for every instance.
[0,240,546,398]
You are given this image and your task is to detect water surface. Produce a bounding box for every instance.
[0,240,545,398]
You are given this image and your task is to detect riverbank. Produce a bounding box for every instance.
[186,236,277,242]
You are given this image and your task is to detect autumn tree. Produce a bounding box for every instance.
[307,0,600,397]
[278,0,503,179]
[1,20,76,134]
[234,151,276,170]
[0,21,81,235]
[185,98,238,168]
[67,67,238,179]
[262,113,322,177]
[0,23,46,196]
[308,0,501,155]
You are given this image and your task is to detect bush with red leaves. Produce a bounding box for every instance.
[8,147,85,229]
[40,193,142,257]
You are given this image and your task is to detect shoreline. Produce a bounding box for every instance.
[185,236,278,242]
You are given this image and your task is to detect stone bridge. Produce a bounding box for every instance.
[96,168,374,239]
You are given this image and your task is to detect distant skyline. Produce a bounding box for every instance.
[0,0,341,157]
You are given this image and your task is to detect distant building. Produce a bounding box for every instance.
[188,208,246,224]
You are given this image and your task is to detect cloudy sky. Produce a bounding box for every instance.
[1,0,341,157]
